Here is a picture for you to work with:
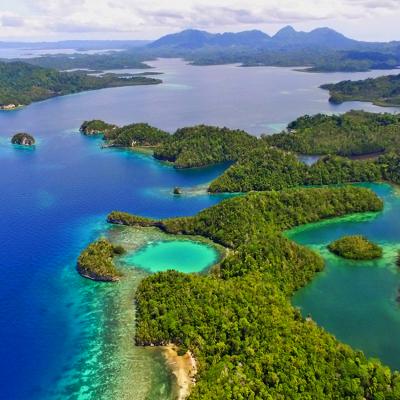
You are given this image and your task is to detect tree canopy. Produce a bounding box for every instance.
[328,235,383,260]
[265,111,400,156]
[0,61,161,106]
[321,74,400,106]
[107,186,400,398]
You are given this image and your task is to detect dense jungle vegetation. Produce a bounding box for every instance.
[208,149,400,193]
[328,235,383,260]
[80,120,117,135]
[81,120,169,146]
[81,121,257,167]
[265,111,400,156]
[153,125,257,168]
[107,187,400,398]
[81,112,400,193]
[104,123,170,147]
[321,74,400,106]
[77,238,124,282]
[0,61,161,106]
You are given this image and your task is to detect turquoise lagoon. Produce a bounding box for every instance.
[124,240,220,273]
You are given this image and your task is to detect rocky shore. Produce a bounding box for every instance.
[11,132,35,146]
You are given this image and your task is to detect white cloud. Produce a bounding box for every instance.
[0,0,399,40]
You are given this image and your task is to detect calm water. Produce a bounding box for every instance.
[1,59,400,399]
[290,183,400,370]
[125,240,219,273]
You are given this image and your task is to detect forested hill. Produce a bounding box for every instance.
[321,74,400,106]
[80,121,258,168]
[265,111,400,156]
[0,61,161,107]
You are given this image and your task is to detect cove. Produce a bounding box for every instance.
[290,183,400,370]
[123,240,220,273]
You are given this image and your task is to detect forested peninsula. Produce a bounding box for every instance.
[321,74,400,106]
[80,121,257,168]
[77,238,125,282]
[266,111,400,156]
[106,186,400,398]
[0,61,161,108]
[81,112,400,193]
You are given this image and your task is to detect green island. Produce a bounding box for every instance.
[103,186,400,398]
[80,121,257,167]
[11,132,35,146]
[81,113,400,194]
[265,110,400,156]
[208,149,400,193]
[328,235,383,260]
[80,120,169,147]
[321,74,400,106]
[0,61,162,108]
[77,238,125,282]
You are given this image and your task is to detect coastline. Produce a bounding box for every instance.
[162,345,197,400]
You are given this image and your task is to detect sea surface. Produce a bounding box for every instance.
[1,58,400,399]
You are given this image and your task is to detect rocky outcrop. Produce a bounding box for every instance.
[173,187,183,195]
[11,133,35,146]
[77,267,121,282]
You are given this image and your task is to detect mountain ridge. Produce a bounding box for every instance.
[149,26,365,50]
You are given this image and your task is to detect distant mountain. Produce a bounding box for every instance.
[273,26,298,41]
[148,29,213,49]
[149,29,271,49]
[149,27,360,51]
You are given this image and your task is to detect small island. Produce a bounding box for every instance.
[77,238,125,282]
[321,74,400,107]
[11,132,35,146]
[173,187,182,195]
[328,235,382,260]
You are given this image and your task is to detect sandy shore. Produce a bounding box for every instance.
[163,344,197,400]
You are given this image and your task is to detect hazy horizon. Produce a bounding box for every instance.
[0,0,399,42]
[0,25,399,45]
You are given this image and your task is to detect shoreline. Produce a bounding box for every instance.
[162,344,197,400]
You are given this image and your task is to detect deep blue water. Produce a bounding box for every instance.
[1,58,400,399]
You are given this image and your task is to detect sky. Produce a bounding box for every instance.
[0,0,400,42]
